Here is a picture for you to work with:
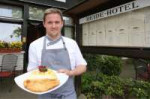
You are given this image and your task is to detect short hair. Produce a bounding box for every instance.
[43,8,63,22]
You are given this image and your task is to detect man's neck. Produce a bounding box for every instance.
[46,34,61,41]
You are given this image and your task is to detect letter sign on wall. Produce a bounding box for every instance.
[80,0,150,24]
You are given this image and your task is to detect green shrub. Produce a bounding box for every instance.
[83,54,101,71]
[81,72,103,98]
[81,72,150,99]
[84,54,122,76]
[100,56,122,76]
[125,79,150,98]
[81,73,124,98]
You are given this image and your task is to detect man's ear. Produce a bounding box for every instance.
[61,20,64,28]
[43,22,45,28]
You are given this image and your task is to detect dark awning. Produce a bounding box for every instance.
[63,0,135,17]
[64,0,110,16]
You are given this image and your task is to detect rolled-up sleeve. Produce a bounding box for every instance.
[27,43,39,71]
[74,42,87,67]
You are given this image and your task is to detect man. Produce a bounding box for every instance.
[27,8,87,99]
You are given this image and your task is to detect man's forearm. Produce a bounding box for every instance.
[58,65,87,76]
[69,65,86,76]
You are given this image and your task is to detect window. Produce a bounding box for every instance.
[0,22,22,42]
[63,16,73,26]
[29,6,46,21]
[64,27,73,38]
[0,4,22,19]
[63,17,74,38]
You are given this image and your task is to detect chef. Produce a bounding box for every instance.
[27,8,87,99]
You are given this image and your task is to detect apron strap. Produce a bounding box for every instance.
[43,36,47,50]
[61,36,67,50]
[43,36,67,50]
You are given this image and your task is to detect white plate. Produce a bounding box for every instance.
[14,70,69,95]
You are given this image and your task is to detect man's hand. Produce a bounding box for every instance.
[58,69,72,76]
[58,65,86,76]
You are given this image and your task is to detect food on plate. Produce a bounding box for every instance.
[24,66,60,92]
[24,79,59,92]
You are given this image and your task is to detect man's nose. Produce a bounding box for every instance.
[52,23,56,28]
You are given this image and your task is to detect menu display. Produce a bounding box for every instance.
[82,7,150,48]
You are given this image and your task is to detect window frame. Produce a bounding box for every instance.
[0,3,23,43]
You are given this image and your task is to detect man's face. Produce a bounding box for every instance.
[43,13,63,39]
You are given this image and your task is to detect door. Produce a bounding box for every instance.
[26,22,45,62]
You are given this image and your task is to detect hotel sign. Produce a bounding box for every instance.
[79,0,150,24]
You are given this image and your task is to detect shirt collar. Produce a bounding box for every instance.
[45,35,61,42]
[45,35,62,46]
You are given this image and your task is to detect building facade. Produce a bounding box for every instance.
[64,0,150,59]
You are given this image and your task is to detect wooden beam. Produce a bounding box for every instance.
[81,46,150,59]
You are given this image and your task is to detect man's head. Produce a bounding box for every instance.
[43,8,63,22]
[43,8,63,40]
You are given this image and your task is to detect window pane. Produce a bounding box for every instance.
[63,16,73,26]
[64,27,73,38]
[0,4,22,19]
[29,6,46,20]
[0,22,22,42]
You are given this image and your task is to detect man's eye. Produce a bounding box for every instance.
[48,22,52,24]
[55,21,60,24]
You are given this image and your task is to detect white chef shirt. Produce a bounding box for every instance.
[27,36,87,71]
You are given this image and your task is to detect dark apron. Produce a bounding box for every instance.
[39,36,76,99]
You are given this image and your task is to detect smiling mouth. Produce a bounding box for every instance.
[51,29,57,31]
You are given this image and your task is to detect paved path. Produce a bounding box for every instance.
[0,84,86,99]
